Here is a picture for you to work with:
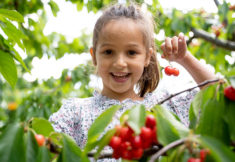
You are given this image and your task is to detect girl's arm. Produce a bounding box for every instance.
[160,33,216,86]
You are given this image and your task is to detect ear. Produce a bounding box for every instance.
[90,47,97,66]
[144,47,153,67]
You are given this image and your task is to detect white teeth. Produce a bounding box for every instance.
[112,73,128,77]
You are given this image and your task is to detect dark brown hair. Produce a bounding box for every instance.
[92,3,160,97]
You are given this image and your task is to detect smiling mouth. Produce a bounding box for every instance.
[110,72,131,82]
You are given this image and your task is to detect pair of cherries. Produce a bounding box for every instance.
[164,66,179,76]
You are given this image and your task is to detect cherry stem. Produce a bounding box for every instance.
[157,78,221,105]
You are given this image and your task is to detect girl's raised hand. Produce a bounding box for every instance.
[160,33,188,62]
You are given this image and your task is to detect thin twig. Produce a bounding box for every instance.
[149,135,200,162]
[149,138,186,162]
[157,79,220,105]
[186,35,195,46]
[191,28,234,50]
[87,151,113,159]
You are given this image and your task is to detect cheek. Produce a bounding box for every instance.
[96,62,109,76]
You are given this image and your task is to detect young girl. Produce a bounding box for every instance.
[49,3,216,161]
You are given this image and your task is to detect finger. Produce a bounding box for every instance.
[178,33,187,53]
[165,37,172,55]
[160,43,167,58]
[171,36,178,54]
[160,43,165,51]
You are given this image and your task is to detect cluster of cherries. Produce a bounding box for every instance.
[164,66,179,76]
[188,149,210,162]
[109,115,158,160]
[224,85,235,101]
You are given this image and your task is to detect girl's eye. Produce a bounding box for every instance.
[104,49,112,55]
[128,50,137,55]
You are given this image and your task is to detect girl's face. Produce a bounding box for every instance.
[91,19,152,101]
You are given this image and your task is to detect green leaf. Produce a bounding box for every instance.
[127,105,146,135]
[36,146,50,162]
[224,99,235,141]
[76,1,84,11]
[84,105,121,153]
[25,131,39,162]
[218,1,229,22]
[57,134,89,162]
[31,118,55,137]
[153,105,189,145]
[200,136,235,162]
[196,91,230,145]
[12,49,30,73]
[48,0,60,17]
[189,91,202,129]
[0,34,29,73]
[0,20,26,50]
[225,68,235,77]
[0,50,17,87]
[49,132,63,147]
[0,9,24,22]
[94,129,116,159]
[0,123,25,162]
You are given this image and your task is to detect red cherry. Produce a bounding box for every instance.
[112,148,121,159]
[121,141,132,150]
[200,149,210,162]
[119,127,129,141]
[122,149,132,160]
[131,135,142,148]
[35,134,45,147]
[140,127,152,141]
[145,115,156,129]
[172,67,179,76]
[114,125,122,136]
[224,86,235,101]
[109,136,122,149]
[119,126,134,141]
[188,158,201,162]
[152,126,158,144]
[142,139,152,149]
[131,148,143,159]
[164,66,174,75]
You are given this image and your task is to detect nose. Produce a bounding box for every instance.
[113,54,127,68]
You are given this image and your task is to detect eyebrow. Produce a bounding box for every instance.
[100,43,113,48]
[100,43,140,48]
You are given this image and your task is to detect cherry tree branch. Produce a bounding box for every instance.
[149,135,200,162]
[149,138,186,162]
[191,28,235,51]
[214,0,220,7]
[157,79,221,105]
[87,151,112,159]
